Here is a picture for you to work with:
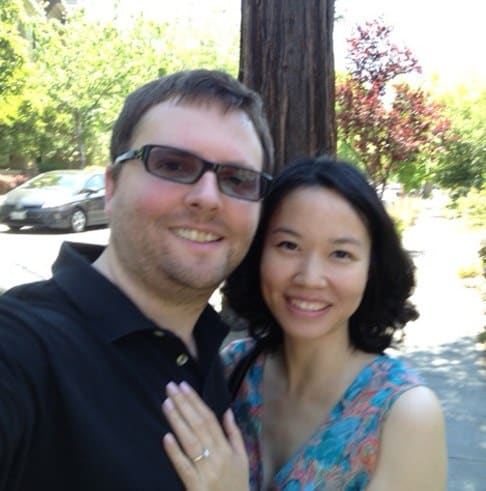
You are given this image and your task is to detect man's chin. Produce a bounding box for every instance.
[166,268,226,293]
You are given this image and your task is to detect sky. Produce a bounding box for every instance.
[85,0,485,88]
[334,0,486,87]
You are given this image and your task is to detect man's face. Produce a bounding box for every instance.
[105,100,264,301]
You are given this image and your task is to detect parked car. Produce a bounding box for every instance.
[0,169,109,233]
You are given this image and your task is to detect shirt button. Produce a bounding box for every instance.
[176,353,189,366]
[153,330,165,338]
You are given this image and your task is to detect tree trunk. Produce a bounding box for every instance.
[74,110,86,169]
[239,0,336,174]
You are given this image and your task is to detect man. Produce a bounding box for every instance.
[0,69,274,490]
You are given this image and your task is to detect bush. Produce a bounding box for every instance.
[38,162,71,172]
[458,262,483,279]
[0,173,29,194]
[476,242,486,345]
[479,330,486,344]
[447,186,486,229]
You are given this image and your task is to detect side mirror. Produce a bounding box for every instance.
[83,186,103,194]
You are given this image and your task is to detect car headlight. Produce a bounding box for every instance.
[41,197,72,208]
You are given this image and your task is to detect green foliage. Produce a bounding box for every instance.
[158,10,239,75]
[479,241,486,270]
[0,0,32,131]
[479,330,486,344]
[395,158,428,192]
[457,262,483,279]
[0,0,29,98]
[433,85,486,191]
[1,2,240,171]
[27,12,168,169]
[435,138,485,191]
[447,186,486,229]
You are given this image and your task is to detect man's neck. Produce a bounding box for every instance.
[92,248,210,356]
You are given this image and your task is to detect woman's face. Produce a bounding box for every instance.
[260,186,371,343]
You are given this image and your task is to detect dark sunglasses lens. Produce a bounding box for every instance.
[218,166,261,200]
[144,146,265,201]
[146,147,201,183]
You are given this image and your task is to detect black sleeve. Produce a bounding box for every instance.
[0,369,31,490]
[0,298,47,490]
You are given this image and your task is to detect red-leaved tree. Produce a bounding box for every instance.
[336,19,451,191]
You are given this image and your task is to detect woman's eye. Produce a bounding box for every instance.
[332,250,351,259]
[277,240,298,251]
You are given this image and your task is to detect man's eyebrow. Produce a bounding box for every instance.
[220,159,260,171]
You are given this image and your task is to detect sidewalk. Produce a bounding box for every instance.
[398,198,486,491]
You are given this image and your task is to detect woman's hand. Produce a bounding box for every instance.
[162,381,250,491]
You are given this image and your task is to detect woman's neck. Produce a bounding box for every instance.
[273,333,375,403]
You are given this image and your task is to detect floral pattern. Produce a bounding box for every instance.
[221,339,422,491]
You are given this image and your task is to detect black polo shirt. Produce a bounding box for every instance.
[0,242,230,490]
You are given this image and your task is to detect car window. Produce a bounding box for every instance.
[23,173,86,190]
[84,174,105,191]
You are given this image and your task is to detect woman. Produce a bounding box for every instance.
[162,156,447,490]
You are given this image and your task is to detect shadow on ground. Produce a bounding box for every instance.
[400,336,486,491]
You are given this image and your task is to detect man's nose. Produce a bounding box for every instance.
[184,171,223,211]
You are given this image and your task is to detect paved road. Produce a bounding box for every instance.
[0,224,110,291]
[0,223,223,306]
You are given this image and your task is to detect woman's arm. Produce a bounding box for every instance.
[162,381,250,491]
[368,386,447,491]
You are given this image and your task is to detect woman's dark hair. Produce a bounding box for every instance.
[222,156,418,353]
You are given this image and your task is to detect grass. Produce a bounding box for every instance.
[446,187,486,230]
[458,262,484,279]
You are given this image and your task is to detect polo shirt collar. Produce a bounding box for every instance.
[51,242,228,346]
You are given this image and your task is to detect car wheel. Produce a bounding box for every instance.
[70,209,87,233]
[7,224,22,231]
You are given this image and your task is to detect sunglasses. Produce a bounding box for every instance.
[114,144,273,202]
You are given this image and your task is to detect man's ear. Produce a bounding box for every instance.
[104,164,117,216]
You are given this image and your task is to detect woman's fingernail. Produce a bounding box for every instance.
[163,397,174,410]
[226,408,234,423]
[162,433,175,446]
[179,381,192,393]
[166,381,179,395]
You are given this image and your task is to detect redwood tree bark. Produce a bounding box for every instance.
[240,0,336,173]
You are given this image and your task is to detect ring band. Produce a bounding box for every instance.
[191,447,210,463]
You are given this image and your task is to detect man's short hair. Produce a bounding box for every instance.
[110,69,274,178]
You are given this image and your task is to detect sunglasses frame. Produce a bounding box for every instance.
[114,144,273,202]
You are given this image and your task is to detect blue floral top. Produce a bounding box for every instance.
[221,338,422,491]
